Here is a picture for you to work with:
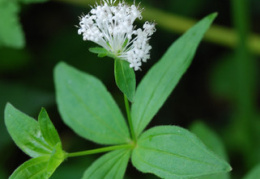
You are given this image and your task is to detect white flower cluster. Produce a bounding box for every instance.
[78,0,156,70]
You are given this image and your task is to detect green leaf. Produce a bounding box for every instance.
[9,144,65,179]
[4,103,52,158]
[0,0,49,49]
[89,47,111,58]
[54,62,130,145]
[0,0,25,48]
[46,143,66,178]
[90,47,136,101]
[89,47,117,58]
[38,108,61,147]
[243,164,260,179]
[131,13,217,137]
[190,121,230,179]
[10,156,49,179]
[83,149,131,179]
[114,59,136,102]
[132,126,231,179]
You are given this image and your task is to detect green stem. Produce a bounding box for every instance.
[67,144,132,158]
[229,0,257,163]
[231,0,256,113]
[124,94,136,143]
[231,0,256,126]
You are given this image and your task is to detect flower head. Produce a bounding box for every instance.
[78,0,156,70]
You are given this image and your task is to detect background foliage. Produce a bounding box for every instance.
[0,0,260,178]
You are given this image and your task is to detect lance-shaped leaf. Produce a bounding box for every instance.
[89,47,110,58]
[4,103,52,158]
[54,62,130,145]
[131,13,217,137]
[132,126,231,179]
[38,108,61,147]
[9,143,65,179]
[89,47,116,58]
[83,149,131,179]
[114,59,136,102]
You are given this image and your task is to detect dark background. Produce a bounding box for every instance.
[1,0,260,178]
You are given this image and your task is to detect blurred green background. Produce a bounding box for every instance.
[1,0,260,178]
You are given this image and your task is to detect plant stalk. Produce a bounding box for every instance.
[124,94,136,143]
[67,144,132,158]
[229,0,257,163]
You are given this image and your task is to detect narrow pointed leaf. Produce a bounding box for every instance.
[4,103,52,158]
[54,62,130,145]
[89,47,109,57]
[83,149,131,179]
[38,108,61,147]
[131,13,217,136]
[114,59,136,102]
[132,126,231,179]
[9,156,49,179]
[89,47,115,58]
[243,164,260,179]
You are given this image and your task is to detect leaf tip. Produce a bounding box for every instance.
[217,160,232,174]
[5,102,12,110]
[40,107,46,112]
[54,62,69,81]
[225,163,232,172]
[55,61,67,71]
[39,107,47,118]
[88,47,96,53]
[128,97,133,103]
[209,12,218,21]
[4,102,16,119]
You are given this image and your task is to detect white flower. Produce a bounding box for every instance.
[78,0,156,71]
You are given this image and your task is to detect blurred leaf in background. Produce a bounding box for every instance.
[0,0,49,48]
[209,54,238,103]
[243,164,260,179]
[0,47,31,72]
[0,0,24,48]
[190,121,230,179]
